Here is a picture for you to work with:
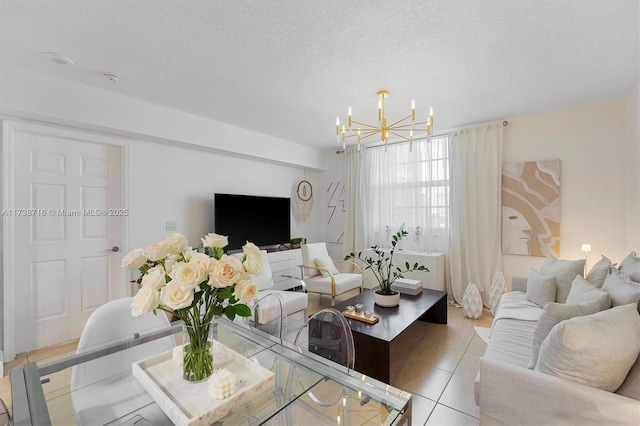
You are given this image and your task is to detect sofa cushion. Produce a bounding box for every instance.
[601,269,640,307]
[566,276,611,311]
[525,270,556,308]
[585,255,613,288]
[619,251,640,282]
[493,291,543,322]
[539,256,585,303]
[527,301,600,369]
[314,256,340,278]
[535,304,640,392]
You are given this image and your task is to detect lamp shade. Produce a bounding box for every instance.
[581,244,592,252]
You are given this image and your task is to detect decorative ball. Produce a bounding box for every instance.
[489,271,506,316]
[463,282,483,319]
[208,368,236,400]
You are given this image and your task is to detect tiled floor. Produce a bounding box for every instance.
[0,290,494,425]
[304,289,494,426]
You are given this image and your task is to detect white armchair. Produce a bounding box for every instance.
[237,250,309,326]
[300,242,362,306]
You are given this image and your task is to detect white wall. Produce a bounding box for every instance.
[0,65,325,171]
[624,82,640,250]
[502,96,637,283]
[126,139,323,251]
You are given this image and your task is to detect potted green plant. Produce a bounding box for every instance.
[290,237,304,249]
[344,230,429,307]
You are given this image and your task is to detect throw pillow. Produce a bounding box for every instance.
[535,304,640,392]
[527,301,600,369]
[619,251,640,282]
[602,269,640,307]
[565,276,611,311]
[616,353,640,400]
[525,269,557,308]
[314,256,340,278]
[539,256,585,303]
[585,255,613,288]
[619,250,638,270]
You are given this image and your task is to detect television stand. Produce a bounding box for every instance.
[266,244,291,252]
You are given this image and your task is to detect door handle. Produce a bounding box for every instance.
[105,246,120,253]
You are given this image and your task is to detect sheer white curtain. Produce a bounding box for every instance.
[365,136,450,254]
[448,123,503,306]
[342,149,368,261]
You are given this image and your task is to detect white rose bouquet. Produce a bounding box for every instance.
[123,232,261,382]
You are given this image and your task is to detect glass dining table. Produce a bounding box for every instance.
[10,317,412,425]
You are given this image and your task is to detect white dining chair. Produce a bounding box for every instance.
[71,297,175,425]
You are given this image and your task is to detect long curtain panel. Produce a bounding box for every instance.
[365,136,450,254]
[342,149,368,264]
[448,123,503,306]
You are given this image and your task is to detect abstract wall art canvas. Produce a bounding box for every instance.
[501,159,560,257]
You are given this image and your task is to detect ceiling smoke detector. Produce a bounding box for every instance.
[102,73,120,83]
[41,52,74,66]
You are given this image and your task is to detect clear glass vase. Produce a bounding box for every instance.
[182,320,213,383]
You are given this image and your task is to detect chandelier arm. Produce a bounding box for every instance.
[350,120,380,130]
[387,114,413,129]
[344,130,380,139]
[358,132,381,141]
[387,131,411,142]
[393,120,430,129]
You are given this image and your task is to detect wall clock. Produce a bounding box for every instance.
[295,180,313,222]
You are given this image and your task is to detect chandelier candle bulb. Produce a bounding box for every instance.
[378,99,382,120]
[411,99,416,120]
[348,106,352,127]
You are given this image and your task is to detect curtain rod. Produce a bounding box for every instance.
[336,120,509,154]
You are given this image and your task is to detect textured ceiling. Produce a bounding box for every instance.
[1,0,638,150]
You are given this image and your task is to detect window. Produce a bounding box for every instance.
[365,135,450,249]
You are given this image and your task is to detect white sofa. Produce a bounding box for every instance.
[475,275,640,425]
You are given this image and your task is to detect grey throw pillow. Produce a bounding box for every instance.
[526,269,557,308]
[619,251,640,282]
[585,255,613,288]
[540,256,585,303]
[566,276,611,311]
[535,304,640,392]
[602,269,640,307]
[527,301,600,369]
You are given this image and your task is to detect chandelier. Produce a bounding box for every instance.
[336,90,433,151]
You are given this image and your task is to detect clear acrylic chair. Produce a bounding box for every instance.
[283,308,355,423]
[246,292,286,340]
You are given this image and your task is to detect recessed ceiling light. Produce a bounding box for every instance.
[102,73,120,83]
[41,52,74,66]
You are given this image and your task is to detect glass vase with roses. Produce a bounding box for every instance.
[122,232,261,382]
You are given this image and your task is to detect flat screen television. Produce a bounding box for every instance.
[214,193,291,251]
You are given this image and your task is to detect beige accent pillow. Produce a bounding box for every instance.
[539,256,585,303]
[527,301,600,369]
[314,256,340,278]
[585,255,613,288]
[619,251,640,282]
[525,269,556,308]
[535,304,640,392]
[566,276,611,311]
[602,269,640,307]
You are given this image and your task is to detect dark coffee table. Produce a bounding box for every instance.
[333,288,447,383]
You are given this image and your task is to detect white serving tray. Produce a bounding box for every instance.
[132,339,275,426]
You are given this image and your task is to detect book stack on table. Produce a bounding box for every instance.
[391,278,423,295]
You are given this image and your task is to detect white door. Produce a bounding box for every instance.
[5,121,126,356]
